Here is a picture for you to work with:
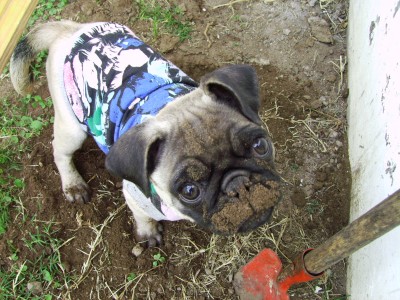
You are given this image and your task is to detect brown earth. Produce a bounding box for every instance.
[0,0,350,299]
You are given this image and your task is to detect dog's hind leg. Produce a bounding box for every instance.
[10,20,91,203]
[53,115,90,203]
[47,37,91,203]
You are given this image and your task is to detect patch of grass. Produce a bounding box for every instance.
[137,0,192,41]
[0,222,72,299]
[31,50,49,81]
[22,93,53,110]
[306,199,324,215]
[0,0,60,233]
[0,192,13,235]
[1,65,10,80]
[1,1,68,297]
[0,94,51,234]
[26,0,62,82]
[127,272,137,281]
[27,0,69,27]
[290,163,300,171]
[231,14,250,29]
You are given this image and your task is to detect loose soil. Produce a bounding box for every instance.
[212,181,280,234]
[0,0,350,299]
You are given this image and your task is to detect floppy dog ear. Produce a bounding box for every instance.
[200,64,261,125]
[105,122,164,197]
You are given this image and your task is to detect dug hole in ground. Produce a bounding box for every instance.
[347,0,400,299]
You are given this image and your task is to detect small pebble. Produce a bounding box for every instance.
[27,281,43,295]
[283,28,291,35]
[308,16,333,43]
[319,96,328,106]
[131,244,144,257]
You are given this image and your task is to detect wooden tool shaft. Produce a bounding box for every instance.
[304,189,400,274]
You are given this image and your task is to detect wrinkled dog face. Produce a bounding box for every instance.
[106,65,281,234]
[152,97,281,234]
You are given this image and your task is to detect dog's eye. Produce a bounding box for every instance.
[179,183,201,204]
[252,137,272,157]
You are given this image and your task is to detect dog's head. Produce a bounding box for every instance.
[106,65,281,234]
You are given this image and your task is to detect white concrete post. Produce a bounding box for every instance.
[347,0,400,299]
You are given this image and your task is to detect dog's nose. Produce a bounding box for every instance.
[221,170,251,196]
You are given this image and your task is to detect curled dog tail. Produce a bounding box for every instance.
[10,20,82,95]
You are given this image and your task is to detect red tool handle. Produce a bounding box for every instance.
[277,249,323,297]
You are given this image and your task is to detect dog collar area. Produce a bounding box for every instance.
[124,181,183,221]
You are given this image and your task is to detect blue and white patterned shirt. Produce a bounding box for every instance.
[63,22,197,153]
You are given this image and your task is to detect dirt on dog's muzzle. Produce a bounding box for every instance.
[210,175,281,235]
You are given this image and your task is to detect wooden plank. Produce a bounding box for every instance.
[0,0,39,71]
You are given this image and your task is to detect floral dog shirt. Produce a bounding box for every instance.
[63,22,197,153]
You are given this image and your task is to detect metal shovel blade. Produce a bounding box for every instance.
[233,248,289,300]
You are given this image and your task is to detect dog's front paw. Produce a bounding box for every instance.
[136,221,163,248]
[63,183,91,203]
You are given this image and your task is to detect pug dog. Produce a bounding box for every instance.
[10,21,280,246]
